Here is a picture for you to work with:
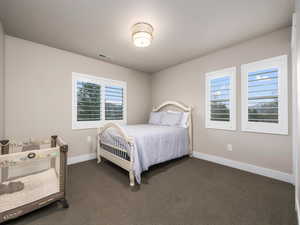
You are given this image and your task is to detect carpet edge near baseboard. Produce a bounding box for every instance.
[193,151,294,184]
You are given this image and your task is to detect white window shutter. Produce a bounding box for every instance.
[205,67,236,130]
[241,55,288,135]
[72,72,127,129]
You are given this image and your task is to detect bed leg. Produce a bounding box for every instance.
[129,170,135,186]
[59,198,69,208]
[97,155,102,164]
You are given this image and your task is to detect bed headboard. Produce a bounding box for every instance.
[153,101,193,156]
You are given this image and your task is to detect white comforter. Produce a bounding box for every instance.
[100,124,189,184]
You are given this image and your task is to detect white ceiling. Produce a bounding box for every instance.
[0,0,294,73]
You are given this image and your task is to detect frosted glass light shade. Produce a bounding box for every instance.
[133,31,152,47]
[132,22,153,47]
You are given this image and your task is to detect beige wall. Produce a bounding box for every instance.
[152,27,293,174]
[0,21,4,139]
[4,36,152,157]
[3,28,294,174]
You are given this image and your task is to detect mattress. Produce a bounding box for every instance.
[100,124,189,183]
[0,168,59,213]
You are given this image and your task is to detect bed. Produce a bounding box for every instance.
[97,101,193,186]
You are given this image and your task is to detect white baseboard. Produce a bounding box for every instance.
[68,153,96,165]
[193,151,294,184]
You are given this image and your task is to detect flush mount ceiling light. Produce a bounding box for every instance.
[131,22,153,47]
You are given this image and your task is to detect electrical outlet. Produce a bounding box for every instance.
[227,144,233,151]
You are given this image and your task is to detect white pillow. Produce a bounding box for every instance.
[149,112,162,125]
[166,111,189,128]
[160,111,182,126]
[180,112,189,128]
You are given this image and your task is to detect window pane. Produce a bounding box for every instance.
[210,76,230,122]
[247,68,278,123]
[105,86,123,120]
[77,81,101,121]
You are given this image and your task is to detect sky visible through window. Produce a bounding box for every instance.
[210,76,230,121]
[105,86,124,120]
[248,68,278,123]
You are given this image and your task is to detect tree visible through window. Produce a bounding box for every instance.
[77,81,101,121]
[210,76,230,122]
[72,72,127,129]
[205,67,236,130]
[105,86,124,120]
[247,69,278,123]
[241,55,288,135]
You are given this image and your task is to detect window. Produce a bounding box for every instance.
[205,67,236,130]
[72,72,127,129]
[241,55,288,135]
[105,86,124,120]
[76,81,101,122]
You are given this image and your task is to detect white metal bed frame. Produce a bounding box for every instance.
[97,101,193,186]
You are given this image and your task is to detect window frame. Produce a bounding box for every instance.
[241,55,288,135]
[72,72,127,130]
[205,67,237,131]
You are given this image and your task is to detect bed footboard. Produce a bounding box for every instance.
[97,122,135,186]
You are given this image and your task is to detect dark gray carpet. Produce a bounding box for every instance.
[4,157,297,225]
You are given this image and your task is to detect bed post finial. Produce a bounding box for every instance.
[51,135,58,148]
